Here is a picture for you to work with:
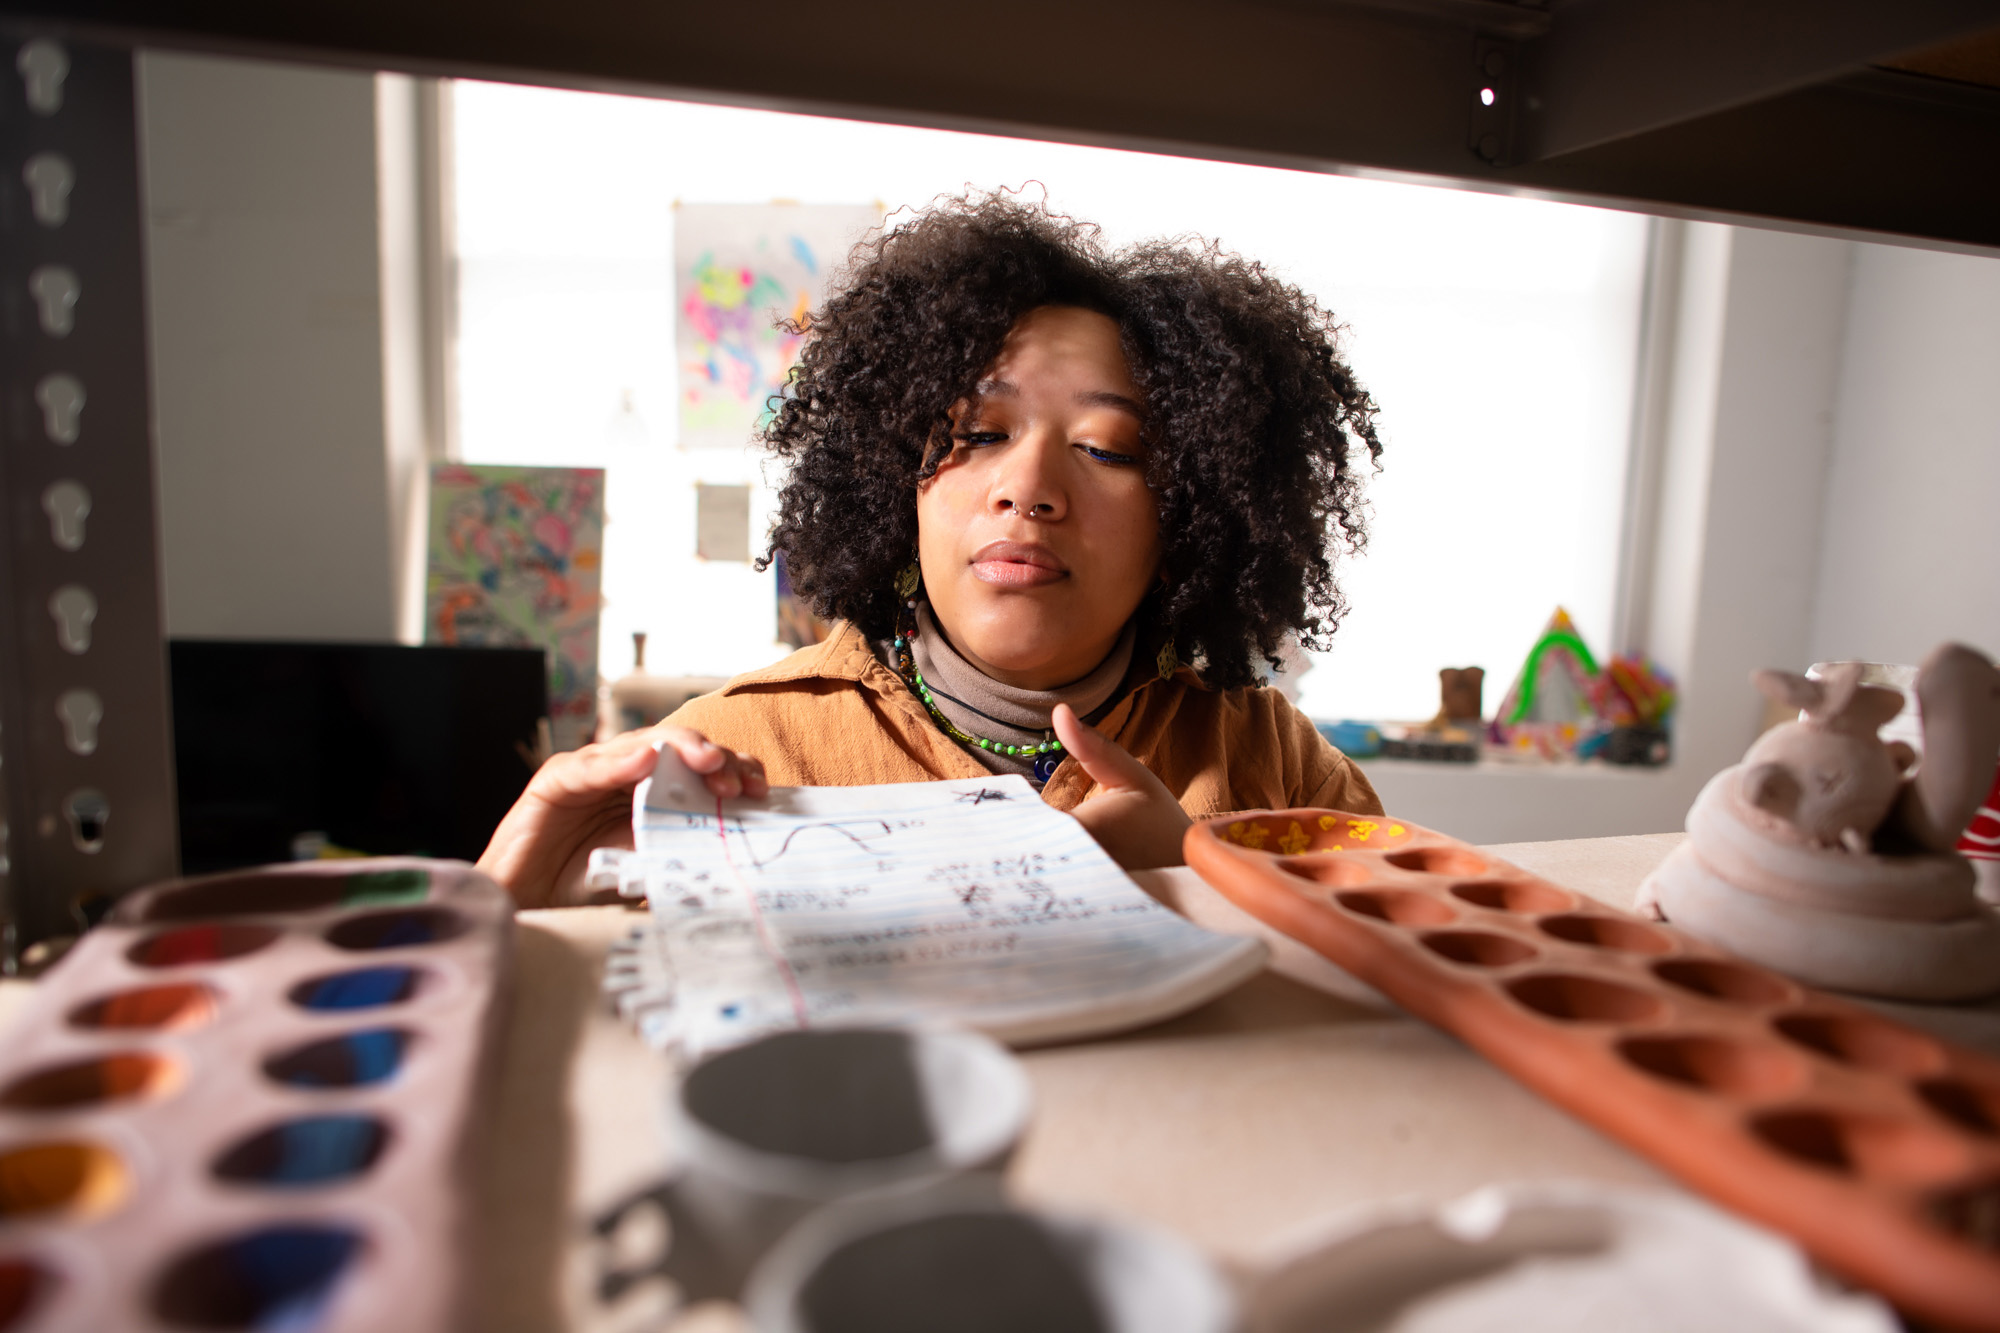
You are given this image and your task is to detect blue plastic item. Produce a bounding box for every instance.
[1317,720,1384,758]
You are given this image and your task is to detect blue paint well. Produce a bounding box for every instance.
[154,1224,361,1330]
[263,1029,409,1089]
[289,967,420,1012]
[215,1115,388,1187]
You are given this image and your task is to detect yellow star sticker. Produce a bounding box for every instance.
[1346,819,1380,842]
[1277,821,1311,855]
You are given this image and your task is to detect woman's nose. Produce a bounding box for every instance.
[990,429,1067,520]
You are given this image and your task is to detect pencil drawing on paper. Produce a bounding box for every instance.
[592,762,1264,1056]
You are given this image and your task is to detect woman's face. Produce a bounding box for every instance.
[916,305,1161,691]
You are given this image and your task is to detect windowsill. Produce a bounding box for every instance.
[1349,755,1706,844]
[1354,755,1680,780]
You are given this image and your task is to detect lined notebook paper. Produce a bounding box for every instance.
[597,746,1265,1055]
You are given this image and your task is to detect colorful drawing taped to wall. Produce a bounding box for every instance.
[426,463,604,752]
[675,202,879,449]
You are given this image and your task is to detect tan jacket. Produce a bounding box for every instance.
[668,623,1382,820]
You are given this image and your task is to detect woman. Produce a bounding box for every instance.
[481,194,1385,906]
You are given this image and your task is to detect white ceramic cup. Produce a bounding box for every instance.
[592,1024,1031,1304]
[742,1178,1237,1333]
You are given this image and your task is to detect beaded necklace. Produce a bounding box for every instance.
[891,631,1066,783]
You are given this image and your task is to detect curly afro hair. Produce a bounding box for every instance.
[759,192,1382,692]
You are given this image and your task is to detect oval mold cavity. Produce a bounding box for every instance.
[138,873,346,921]
[68,982,217,1032]
[1651,958,1793,1007]
[213,1116,389,1187]
[1334,890,1456,928]
[1539,913,1674,955]
[324,907,465,952]
[1916,1078,2000,1138]
[152,1225,363,1329]
[1505,973,1666,1024]
[1448,879,1574,914]
[263,1030,410,1089]
[1618,1034,1805,1099]
[1751,1109,1966,1183]
[0,1052,178,1111]
[1277,857,1377,889]
[0,1258,54,1330]
[0,1142,127,1220]
[1420,930,1537,968]
[1385,847,1490,877]
[136,867,429,922]
[128,924,278,969]
[1929,1178,2000,1251]
[1773,1011,1942,1076]
[288,966,425,1013]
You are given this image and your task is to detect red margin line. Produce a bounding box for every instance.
[715,794,810,1028]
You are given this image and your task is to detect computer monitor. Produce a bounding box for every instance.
[170,640,549,874]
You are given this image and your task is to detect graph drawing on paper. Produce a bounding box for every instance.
[595,749,1264,1055]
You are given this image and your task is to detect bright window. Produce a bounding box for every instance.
[451,81,1649,720]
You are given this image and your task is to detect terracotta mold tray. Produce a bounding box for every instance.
[0,859,512,1332]
[1185,810,2000,1332]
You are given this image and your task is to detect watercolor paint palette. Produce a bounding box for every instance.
[1185,810,2000,1332]
[0,859,511,1332]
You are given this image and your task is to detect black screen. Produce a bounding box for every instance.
[169,640,549,874]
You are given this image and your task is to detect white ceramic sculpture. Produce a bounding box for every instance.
[1640,643,2000,1002]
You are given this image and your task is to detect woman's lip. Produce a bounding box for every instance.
[972,559,1067,588]
[970,541,1066,571]
[969,541,1068,588]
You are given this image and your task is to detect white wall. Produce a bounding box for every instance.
[1649,225,1855,786]
[1365,224,1857,842]
[1808,244,2000,667]
[140,52,399,642]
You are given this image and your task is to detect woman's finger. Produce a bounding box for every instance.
[644,724,772,801]
[1051,703,1155,794]
[654,725,727,773]
[524,731,657,808]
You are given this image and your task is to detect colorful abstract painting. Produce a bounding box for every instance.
[425,463,604,752]
[675,203,879,449]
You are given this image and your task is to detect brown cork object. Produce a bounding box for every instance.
[0,859,511,1332]
[1184,809,2000,1332]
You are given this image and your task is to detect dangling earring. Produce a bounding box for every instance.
[892,560,922,652]
[1156,638,1181,681]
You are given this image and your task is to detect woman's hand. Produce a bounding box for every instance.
[1053,703,1192,871]
[477,725,768,908]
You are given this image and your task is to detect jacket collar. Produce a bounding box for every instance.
[718,621,880,693]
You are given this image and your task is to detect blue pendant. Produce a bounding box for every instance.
[1032,754,1062,783]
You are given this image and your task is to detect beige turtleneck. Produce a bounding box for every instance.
[897,603,1137,783]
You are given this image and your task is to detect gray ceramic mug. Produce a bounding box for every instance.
[592,1024,1031,1305]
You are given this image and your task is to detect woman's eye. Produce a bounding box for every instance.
[1079,444,1142,466]
[953,431,1007,447]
